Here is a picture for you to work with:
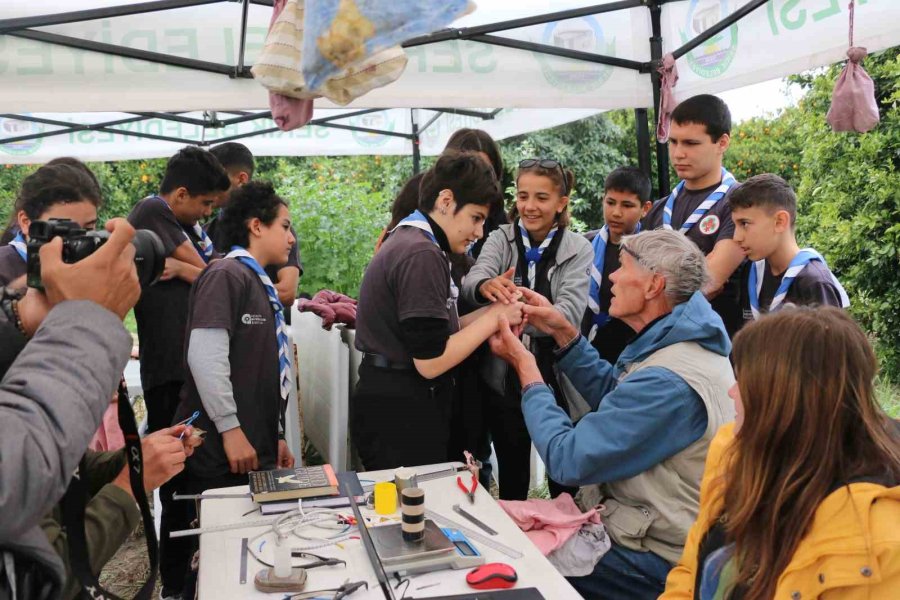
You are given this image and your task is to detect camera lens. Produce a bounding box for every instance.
[132,229,166,288]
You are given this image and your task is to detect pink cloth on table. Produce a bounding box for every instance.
[498,493,601,556]
[88,397,125,452]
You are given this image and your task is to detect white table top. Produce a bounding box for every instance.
[197,462,583,599]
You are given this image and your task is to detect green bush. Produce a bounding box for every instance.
[791,49,900,380]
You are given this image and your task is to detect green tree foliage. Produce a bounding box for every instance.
[499,115,629,230]
[791,48,900,380]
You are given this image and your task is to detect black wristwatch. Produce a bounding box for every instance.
[0,286,27,337]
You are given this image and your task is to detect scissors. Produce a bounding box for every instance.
[177,410,201,440]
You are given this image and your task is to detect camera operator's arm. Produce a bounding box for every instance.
[44,426,194,599]
[0,219,139,541]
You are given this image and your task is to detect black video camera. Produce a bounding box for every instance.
[26,218,166,290]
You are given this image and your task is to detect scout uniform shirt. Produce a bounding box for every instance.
[738,258,846,326]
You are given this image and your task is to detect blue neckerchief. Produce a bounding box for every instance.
[192,223,215,263]
[517,220,558,291]
[9,232,26,262]
[748,248,850,319]
[587,222,641,330]
[225,247,292,404]
[663,168,737,234]
[393,210,460,308]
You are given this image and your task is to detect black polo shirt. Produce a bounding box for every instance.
[175,259,281,478]
[738,258,846,326]
[128,196,199,390]
[0,245,25,287]
[355,223,460,365]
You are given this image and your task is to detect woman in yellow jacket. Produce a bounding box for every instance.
[661,306,900,600]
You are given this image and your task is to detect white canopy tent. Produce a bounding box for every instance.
[1,0,898,191]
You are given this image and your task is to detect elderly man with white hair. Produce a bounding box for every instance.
[489,229,735,600]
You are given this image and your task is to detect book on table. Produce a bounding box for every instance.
[248,464,339,503]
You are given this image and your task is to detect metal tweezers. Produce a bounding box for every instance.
[282,579,368,599]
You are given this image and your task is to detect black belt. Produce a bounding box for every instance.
[362,353,414,371]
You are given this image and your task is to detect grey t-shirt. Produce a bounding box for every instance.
[355,226,460,364]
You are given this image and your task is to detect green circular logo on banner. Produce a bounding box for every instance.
[0,117,44,156]
[536,17,614,93]
[681,0,739,79]
[351,111,395,148]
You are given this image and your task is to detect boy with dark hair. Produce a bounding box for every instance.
[206,142,302,307]
[583,166,652,363]
[729,173,849,324]
[126,145,229,600]
[643,94,746,337]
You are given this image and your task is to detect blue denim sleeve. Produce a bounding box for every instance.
[556,336,617,411]
[521,366,708,487]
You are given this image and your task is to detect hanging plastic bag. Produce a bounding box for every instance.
[301,0,475,94]
[826,1,879,133]
[252,0,410,107]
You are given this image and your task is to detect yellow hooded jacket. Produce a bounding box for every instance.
[662,424,900,600]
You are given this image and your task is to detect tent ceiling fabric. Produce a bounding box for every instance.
[0,1,898,164]
[2,1,897,114]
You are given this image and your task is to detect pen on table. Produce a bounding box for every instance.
[178,410,201,440]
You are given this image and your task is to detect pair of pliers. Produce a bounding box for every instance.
[289,550,346,570]
[457,473,477,504]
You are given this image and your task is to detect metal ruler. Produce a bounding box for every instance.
[425,509,523,560]
[170,515,280,538]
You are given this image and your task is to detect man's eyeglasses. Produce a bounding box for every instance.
[518,158,569,196]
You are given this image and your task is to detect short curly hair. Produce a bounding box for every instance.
[216,180,287,249]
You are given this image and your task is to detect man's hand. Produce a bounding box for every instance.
[277,439,295,469]
[39,218,140,319]
[479,267,520,304]
[517,287,552,308]
[112,425,189,495]
[222,427,258,474]
[489,315,544,388]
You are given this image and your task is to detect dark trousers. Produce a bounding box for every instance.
[144,381,183,433]
[160,470,248,597]
[487,371,578,501]
[351,364,455,471]
[144,381,185,595]
[566,542,671,600]
[447,349,493,489]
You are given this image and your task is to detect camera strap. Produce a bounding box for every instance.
[61,381,158,600]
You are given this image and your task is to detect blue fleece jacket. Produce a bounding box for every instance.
[521,291,732,487]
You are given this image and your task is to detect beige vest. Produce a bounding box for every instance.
[578,341,735,563]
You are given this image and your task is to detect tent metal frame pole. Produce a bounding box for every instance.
[8,29,252,77]
[411,110,421,175]
[236,0,251,76]
[647,1,669,197]
[471,34,646,72]
[402,1,644,48]
[426,108,499,120]
[418,111,445,135]
[671,0,769,60]
[634,108,650,181]
[0,0,222,34]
